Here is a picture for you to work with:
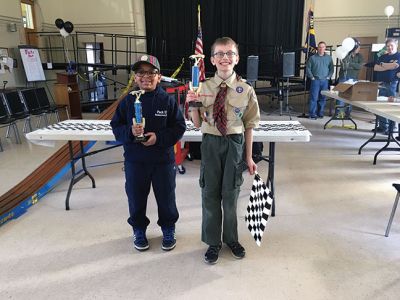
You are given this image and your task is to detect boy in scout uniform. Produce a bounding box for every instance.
[186,37,260,264]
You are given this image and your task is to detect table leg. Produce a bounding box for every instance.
[266,142,276,216]
[65,141,97,210]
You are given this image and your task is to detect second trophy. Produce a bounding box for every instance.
[131,89,148,142]
[188,54,205,107]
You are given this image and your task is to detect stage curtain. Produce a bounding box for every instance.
[144,0,304,79]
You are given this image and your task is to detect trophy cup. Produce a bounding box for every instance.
[188,54,205,107]
[131,89,148,142]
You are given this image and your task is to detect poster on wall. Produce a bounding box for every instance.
[18,45,46,82]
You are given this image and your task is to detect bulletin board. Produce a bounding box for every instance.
[18,45,46,82]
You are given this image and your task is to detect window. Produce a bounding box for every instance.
[21,2,34,29]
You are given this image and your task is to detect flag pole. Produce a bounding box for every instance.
[198,4,201,29]
[299,0,315,118]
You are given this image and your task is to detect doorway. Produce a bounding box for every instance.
[354,36,378,81]
[20,0,38,47]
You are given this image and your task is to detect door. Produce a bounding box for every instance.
[21,0,38,47]
[354,36,378,81]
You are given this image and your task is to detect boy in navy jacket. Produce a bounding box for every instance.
[111,55,186,251]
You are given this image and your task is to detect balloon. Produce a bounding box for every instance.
[342,37,356,52]
[384,5,394,17]
[55,18,64,29]
[64,21,74,34]
[335,46,348,60]
[59,28,69,38]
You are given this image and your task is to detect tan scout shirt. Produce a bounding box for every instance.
[198,72,260,136]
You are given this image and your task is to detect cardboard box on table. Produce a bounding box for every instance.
[333,82,379,101]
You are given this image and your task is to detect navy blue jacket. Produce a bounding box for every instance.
[376,52,400,82]
[111,86,186,163]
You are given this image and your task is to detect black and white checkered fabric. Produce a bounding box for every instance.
[245,173,273,246]
[46,122,112,131]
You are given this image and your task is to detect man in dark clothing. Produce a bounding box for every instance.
[374,38,400,134]
[111,55,186,252]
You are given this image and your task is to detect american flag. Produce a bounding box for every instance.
[195,5,205,81]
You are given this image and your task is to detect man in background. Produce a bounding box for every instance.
[306,41,334,119]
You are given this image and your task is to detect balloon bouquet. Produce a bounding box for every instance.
[55,18,75,74]
[335,37,358,81]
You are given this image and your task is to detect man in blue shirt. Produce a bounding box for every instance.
[374,38,400,134]
[306,41,334,119]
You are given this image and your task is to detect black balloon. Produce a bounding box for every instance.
[64,21,74,34]
[55,18,64,29]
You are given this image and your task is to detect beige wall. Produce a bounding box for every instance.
[305,0,399,46]
[0,1,28,87]
[0,0,146,88]
[37,0,145,35]
[2,0,399,88]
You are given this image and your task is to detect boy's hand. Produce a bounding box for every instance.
[142,132,156,146]
[247,157,257,175]
[186,90,200,103]
[132,123,144,137]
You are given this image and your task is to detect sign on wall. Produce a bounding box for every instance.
[18,46,46,82]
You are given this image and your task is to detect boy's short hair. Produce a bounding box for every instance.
[211,37,239,56]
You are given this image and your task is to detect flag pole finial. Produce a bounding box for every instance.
[197,4,201,28]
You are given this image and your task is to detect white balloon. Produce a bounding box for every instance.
[60,28,69,37]
[341,38,354,52]
[335,46,348,60]
[342,37,356,51]
[384,5,394,17]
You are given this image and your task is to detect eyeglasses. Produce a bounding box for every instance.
[135,70,159,78]
[213,51,237,59]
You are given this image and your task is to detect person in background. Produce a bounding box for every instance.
[336,39,364,118]
[374,38,400,134]
[186,37,260,264]
[306,41,334,119]
[111,55,186,252]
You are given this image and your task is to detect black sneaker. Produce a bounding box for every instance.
[161,226,176,251]
[227,241,245,259]
[204,244,222,264]
[133,229,149,251]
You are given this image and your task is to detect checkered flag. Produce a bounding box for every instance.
[245,173,273,246]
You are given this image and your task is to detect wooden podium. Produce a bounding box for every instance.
[54,73,82,119]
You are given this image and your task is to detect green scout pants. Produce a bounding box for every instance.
[199,133,244,246]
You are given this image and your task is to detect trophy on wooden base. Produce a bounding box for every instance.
[131,90,148,142]
[188,54,205,107]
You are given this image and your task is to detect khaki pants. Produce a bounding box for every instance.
[200,133,244,246]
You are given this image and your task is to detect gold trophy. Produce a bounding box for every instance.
[189,54,205,107]
[131,90,148,142]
